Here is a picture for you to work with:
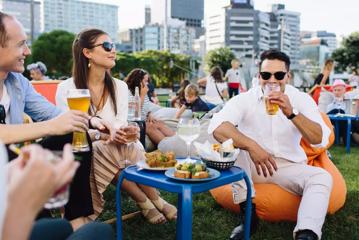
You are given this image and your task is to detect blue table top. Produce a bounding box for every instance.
[123,165,246,194]
[328,114,359,120]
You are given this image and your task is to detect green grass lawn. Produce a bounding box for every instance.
[99,145,359,239]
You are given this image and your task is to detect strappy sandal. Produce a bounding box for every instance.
[152,197,177,220]
[137,198,167,224]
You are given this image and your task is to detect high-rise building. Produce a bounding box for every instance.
[129,20,195,54]
[301,31,337,54]
[145,5,151,25]
[271,4,300,69]
[151,0,204,37]
[0,0,41,39]
[205,0,269,58]
[43,0,118,41]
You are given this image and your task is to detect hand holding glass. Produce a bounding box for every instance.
[124,121,139,143]
[177,118,200,161]
[67,89,91,152]
[264,84,281,115]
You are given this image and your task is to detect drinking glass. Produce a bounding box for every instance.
[44,151,69,209]
[264,83,281,115]
[177,118,200,161]
[67,89,91,152]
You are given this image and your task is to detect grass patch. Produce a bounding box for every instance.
[99,145,359,239]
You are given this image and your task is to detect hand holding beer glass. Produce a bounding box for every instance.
[264,83,280,115]
[67,89,91,152]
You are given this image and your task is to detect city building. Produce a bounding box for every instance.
[151,0,204,37]
[43,0,118,41]
[129,19,195,54]
[271,4,301,69]
[0,0,41,40]
[301,30,337,54]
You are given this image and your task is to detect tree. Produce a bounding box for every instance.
[332,32,359,72]
[31,30,75,78]
[204,47,236,74]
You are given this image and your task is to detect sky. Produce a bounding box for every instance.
[112,0,359,39]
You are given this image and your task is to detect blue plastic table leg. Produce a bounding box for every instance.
[346,119,352,153]
[116,172,126,240]
[176,186,192,240]
[334,120,339,145]
[243,174,252,240]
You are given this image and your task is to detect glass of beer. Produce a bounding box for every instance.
[264,83,280,115]
[67,89,91,152]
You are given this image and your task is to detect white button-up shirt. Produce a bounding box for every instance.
[208,85,331,163]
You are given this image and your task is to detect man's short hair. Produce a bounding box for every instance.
[231,59,239,65]
[0,11,13,47]
[185,84,199,97]
[259,49,291,71]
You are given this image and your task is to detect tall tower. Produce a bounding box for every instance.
[145,5,151,25]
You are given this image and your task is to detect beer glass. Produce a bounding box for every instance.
[67,89,91,152]
[264,84,280,115]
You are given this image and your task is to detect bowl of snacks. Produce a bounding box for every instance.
[194,139,239,170]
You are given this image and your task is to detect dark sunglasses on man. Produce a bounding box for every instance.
[92,41,115,52]
[259,71,287,81]
[0,104,6,124]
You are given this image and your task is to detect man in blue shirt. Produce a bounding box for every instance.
[0,11,112,230]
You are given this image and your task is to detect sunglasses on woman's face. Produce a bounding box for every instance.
[259,71,287,81]
[92,41,115,52]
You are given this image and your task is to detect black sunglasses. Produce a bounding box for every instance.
[0,104,5,124]
[92,42,115,52]
[259,71,287,81]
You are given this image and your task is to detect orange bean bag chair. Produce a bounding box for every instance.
[210,113,347,221]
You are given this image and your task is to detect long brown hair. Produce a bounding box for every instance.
[72,28,117,115]
[125,68,148,96]
[210,66,224,83]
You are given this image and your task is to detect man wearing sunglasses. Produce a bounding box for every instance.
[209,49,332,240]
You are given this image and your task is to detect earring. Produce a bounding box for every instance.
[88,62,91,68]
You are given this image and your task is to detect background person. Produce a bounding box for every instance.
[313,59,334,86]
[224,59,246,98]
[26,61,49,81]
[175,83,209,119]
[197,66,228,105]
[171,79,190,108]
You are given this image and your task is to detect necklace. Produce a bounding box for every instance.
[89,85,106,115]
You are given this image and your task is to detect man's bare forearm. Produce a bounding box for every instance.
[213,121,257,151]
[0,122,52,144]
[291,114,323,144]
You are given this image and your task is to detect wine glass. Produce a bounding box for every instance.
[177,118,200,161]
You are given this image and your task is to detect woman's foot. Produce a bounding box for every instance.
[152,197,177,221]
[137,198,167,224]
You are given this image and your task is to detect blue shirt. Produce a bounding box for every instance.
[4,72,61,124]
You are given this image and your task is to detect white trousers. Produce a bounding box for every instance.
[232,151,333,239]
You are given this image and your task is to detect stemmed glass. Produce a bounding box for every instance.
[177,118,200,161]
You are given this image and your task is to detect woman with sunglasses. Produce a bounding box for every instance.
[125,69,176,146]
[56,29,176,225]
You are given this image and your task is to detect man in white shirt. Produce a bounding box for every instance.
[209,50,332,240]
[225,59,247,98]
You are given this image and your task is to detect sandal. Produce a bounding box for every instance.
[137,198,166,224]
[152,197,177,220]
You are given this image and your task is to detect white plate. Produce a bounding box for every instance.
[136,159,178,171]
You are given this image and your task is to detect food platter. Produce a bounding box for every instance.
[136,160,177,171]
[164,167,221,182]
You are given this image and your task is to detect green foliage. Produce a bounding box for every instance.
[31,30,75,78]
[204,47,236,74]
[113,50,194,87]
[332,32,359,72]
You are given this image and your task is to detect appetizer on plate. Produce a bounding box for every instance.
[145,150,177,168]
[174,161,209,179]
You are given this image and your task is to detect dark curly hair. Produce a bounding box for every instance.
[125,68,149,96]
[210,66,224,83]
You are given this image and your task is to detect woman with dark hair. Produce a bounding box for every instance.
[125,69,175,145]
[171,79,190,108]
[56,29,176,225]
[198,66,228,105]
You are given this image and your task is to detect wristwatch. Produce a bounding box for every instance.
[287,108,299,120]
[94,130,101,141]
